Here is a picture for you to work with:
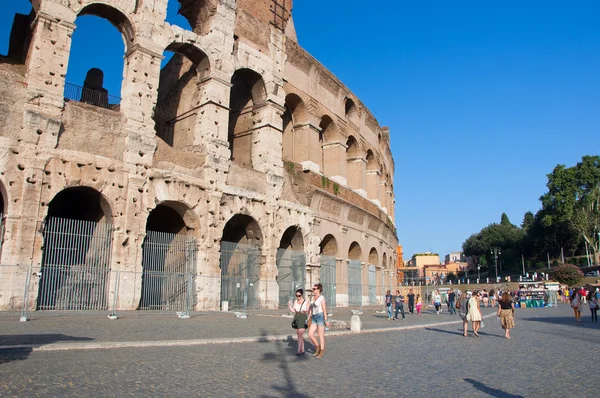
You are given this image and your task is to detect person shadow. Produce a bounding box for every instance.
[0,334,94,365]
[464,378,524,398]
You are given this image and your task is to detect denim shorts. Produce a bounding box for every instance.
[312,312,325,326]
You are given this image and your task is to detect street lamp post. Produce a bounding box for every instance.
[477,265,481,282]
[491,248,501,280]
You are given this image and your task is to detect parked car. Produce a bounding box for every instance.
[585,271,600,277]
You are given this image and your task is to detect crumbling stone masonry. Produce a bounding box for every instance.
[0,0,398,311]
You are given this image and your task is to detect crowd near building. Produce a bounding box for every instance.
[0,0,398,314]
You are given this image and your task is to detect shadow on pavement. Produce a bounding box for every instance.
[464,378,524,398]
[519,316,599,328]
[0,334,94,365]
[259,329,308,398]
[425,327,504,339]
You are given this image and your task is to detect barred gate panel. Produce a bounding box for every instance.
[348,260,362,306]
[368,264,377,305]
[320,255,336,307]
[38,217,113,311]
[140,231,197,311]
[276,248,306,308]
[220,241,261,310]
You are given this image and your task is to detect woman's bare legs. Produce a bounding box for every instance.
[297,328,305,353]
[308,323,319,351]
[316,325,326,358]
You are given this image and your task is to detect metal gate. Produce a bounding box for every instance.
[348,259,362,306]
[320,254,336,307]
[368,264,377,305]
[139,230,197,311]
[276,248,306,308]
[37,217,113,310]
[220,241,261,310]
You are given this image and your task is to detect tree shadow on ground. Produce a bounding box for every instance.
[259,330,309,398]
[464,378,524,398]
[519,316,599,328]
[0,334,94,365]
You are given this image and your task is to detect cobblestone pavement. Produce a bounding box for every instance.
[1,304,597,397]
[0,305,496,347]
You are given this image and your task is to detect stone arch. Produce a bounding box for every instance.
[65,3,136,110]
[0,179,7,216]
[348,241,362,260]
[2,0,34,61]
[346,135,363,190]
[365,149,380,201]
[320,115,345,178]
[344,97,358,124]
[276,225,306,307]
[175,0,218,35]
[320,115,340,144]
[139,201,198,311]
[220,214,264,309]
[282,93,309,162]
[319,234,338,257]
[368,247,379,265]
[37,186,114,311]
[366,150,377,171]
[154,42,211,148]
[228,68,267,169]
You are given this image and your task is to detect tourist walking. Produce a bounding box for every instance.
[432,290,442,314]
[587,290,598,322]
[489,289,496,307]
[307,283,330,359]
[497,292,515,339]
[385,290,393,319]
[407,289,415,314]
[393,290,405,320]
[571,290,582,323]
[288,288,309,355]
[448,288,456,315]
[466,292,482,336]
[456,292,470,336]
[415,294,422,315]
[482,290,489,308]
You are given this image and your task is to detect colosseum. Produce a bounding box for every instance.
[0,0,398,315]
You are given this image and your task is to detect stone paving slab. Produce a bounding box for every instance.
[0,305,499,350]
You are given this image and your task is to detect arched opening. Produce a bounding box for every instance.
[282,94,308,163]
[381,253,388,299]
[139,202,198,311]
[64,4,134,110]
[348,241,362,307]
[154,43,210,148]
[276,226,305,307]
[319,234,338,307]
[320,115,341,177]
[0,181,7,259]
[344,97,358,124]
[228,68,266,169]
[220,214,263,310]
[174,0,218,35]
[1,0,33,61]
[346,136,362,189]
[166,1,193,30]
[368,247,378,304]
[37,187,113,311]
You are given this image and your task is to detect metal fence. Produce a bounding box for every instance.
[64,82,121,110]
[320,255,336,307]
[220,241,261,312]
[139,231,197,312]
[348,260,362,309]
[368,264,377,304]
[276,248,306,308]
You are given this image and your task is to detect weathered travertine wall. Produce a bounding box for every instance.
[0,0,398,311]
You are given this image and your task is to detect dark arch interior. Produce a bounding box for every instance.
[348,242,362,260]
[279,226,303,251]
[319,234,338,256]
[369,248,378,265]
[146,205,187,234]
[222,214,262,244]
[47,187,109,222]
[0,189,4,215]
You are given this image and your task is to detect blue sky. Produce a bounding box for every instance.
[2,1,599,260]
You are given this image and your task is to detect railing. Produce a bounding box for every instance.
[63,82,121,110]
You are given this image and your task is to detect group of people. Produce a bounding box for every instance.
[384,289,424,319]
[569,286,599,323]
[454,290,515,338]
[288,283,330,358]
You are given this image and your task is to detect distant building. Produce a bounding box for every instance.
[445,252,465,264]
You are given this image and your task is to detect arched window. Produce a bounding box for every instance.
[172,0,218,35]
[0,0,33,60]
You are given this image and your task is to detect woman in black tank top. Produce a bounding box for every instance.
[497,292,515,338]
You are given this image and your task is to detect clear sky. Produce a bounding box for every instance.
[2,1,599,260]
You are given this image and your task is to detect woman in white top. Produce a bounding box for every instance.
[307,283,330,359]
[288,288,309,355]
[466,292,483,336]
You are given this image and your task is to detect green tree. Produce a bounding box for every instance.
[540,155,600,263]
[500,213,513,226]
[446,271,457,282]
[521,211,534,230]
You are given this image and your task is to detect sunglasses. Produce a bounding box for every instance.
[312,287,318,291]
[295,295,302,297]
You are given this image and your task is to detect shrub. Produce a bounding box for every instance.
[551,264,583,286]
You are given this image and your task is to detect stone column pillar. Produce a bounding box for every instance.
[23,11,76,147]
[335,257,347,307]
[292,122,321,173]
[347,157,366,196]
[251,101,284,176]
[322,141,347,186]
[121,44,163,166]
[379,180,388,212]
[366,170,381,204]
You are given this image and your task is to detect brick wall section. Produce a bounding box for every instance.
[235,0,292,52]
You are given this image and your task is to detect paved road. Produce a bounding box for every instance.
[1,304,596,397]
